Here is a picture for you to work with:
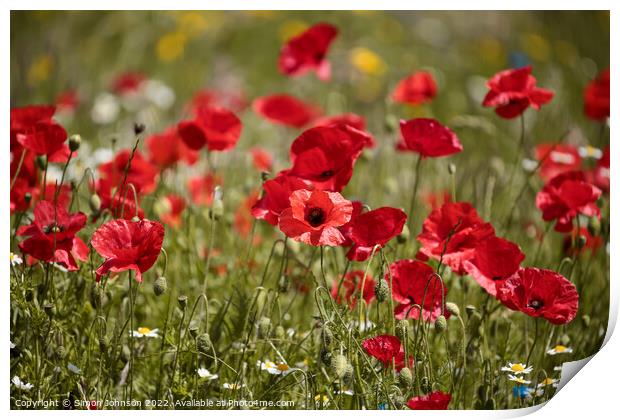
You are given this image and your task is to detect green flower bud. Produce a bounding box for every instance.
[257,316,271,339]
[465,305,476,317]
[68,134,81,152]
[467,312,482,337]
[560,334,571,346]
[330,354,349,379]
[274,325,285,340]
[320,348,332,366]
[396,224,410,244]
[196,333,212,354]
[448,163,456,175]
[153,276,167,296]
[277,275,289,293]
[398,367,413,388]
[384,114,399,134]
[434,315,447,333]
[177,295,188,309]
[321,325,333,346]
[420,376,431,394]
[89,194,102,212]
[55,346,66,360]
[374,278,390,302]
[35,155,47,170]
[189,325,199,338]
[446,302,460,317]
[581,314,591,328]
[99,337,108,353]
[43,302,56,317]
[395,319,409,341]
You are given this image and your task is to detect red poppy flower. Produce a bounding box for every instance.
[91,218,164,282]
[588,146,610,192]
[417,202,495,275]
[398,118,463,158]
[278,189,353,246]
[250,147,273,172]
[330,270,376,308]
[392,71,437,106]
[178,105,242,152]
[252,174,310,226]
[535,143,581,181]
[344,207,407,261]
[584,67,609,121]
[482,66,554,119]
[39,183,72,209]
[147,127,199,168]
[98,149,158,196]
[285,125,370,191]
[11,105,68,156]
[278,22,338,81]
[362,335,402,366]
[159,194,186,228]
[112,72,145,95]
[253,94,321,128]
[17,200,88,271]
[94,178,144,220]
[496,267,579,325]
[312,113,376,148]
[338,200,364,246]
[234,191,260,240]
[535,171,601,233]
[422,190,452,211]
[463,236,525,297]
[56,90,79,113]
[188,173,222,206]
[407,391,451,410]
[10,145,39,213]
[188,88,248,113]
[389,260,447,321]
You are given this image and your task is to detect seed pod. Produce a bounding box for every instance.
[196,333,212,354]
[274,325,285,340]
[465,305,476,317]
[320,348,332,366]
[434,315,447,333]
[331,354,349,379]
[396,225,410,244]
[89,194,102,212]
[257,316,271,339]
[395,319,409,341]
[321,325,333,347]
[133,122,146,135]
[398,367,413,388]
[177,295,188,309]
[374,279,390,302]
[68,134,81,152]
[446,302,460,317]
[153,276,167,296]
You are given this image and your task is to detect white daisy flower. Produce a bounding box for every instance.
[522,158,538,172]
[91,93,120,125]
[538,377,559,388]
[554,366,563,372]
[578,146,603,159]
[12,376,34,391]
[232,341,246,350]
[67,363,82,374]
[546,345,573,355]
[10,253,23,266]
[295,358,310,370]
[10,341,15,349]
[508,374,531,384]
[336,389,355,396]
[314,394,330,407]
[197,367,218,381]
[529,387,545,397]
[222,382,245,390]
[258,360,293,375]
[501,362,533,375]
[130,327,160,338]
[348,319,375,332]
[549,150,577,165]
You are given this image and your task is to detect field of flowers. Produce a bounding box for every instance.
[9,11,610,410]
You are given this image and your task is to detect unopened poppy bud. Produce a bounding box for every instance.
[434,315,447,333]
[468,312,482,337]
[560,334,571,346]
[465,305,476,317]
[196,333,212,354]
[153,276,167,296]
[581,314,591,328]
[320,348,332,365]
[393,395,405,409]
[133,122,146,135]
[277,275,289,293]
[384,114,398,133]
[446,302,460,317]
[189,325,199,338]
[99,337,108,353]
[448,163,456,175]
[131,216,141,223]
[121,345,131,363]
[55,346,66,360]
[89,194,101,212]
[588,217,601,236]
[420,376,431,394]
[177,295,188,309]
[321,325,333,346]
[35,155,47,170]
[25,288,34,302]
[576,235,587,249]
[395,319,409,341]
[210,198,224,220]
[68,134,81,152]
[274,325,285,340]
[396,225,409,244]
[44,302,56,317]
[398,367,413,388]
[257,316,271,339]
[331,354,350,379]
[260,171,271,182]
[374,279,390,302]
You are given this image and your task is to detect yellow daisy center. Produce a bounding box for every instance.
[553,345,567,353]
[277,363,290,371]
[512,364,525,372]
[137,327,151,335]
[541,378,555,385]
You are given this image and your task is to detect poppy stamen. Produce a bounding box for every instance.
[306,207,326,227]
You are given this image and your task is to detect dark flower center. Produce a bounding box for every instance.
[319,169,334,179]
[43,223,63,234]
[306,207,326,227]
[527,299,544,310]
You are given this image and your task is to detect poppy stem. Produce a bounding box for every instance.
[525,318,540,368]
[406,155,423,236]
[127,272,134,401]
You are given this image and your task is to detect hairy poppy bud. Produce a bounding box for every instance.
[35,155,47,170]
[331,354,350,379]
[90,285,103,309]
[99,337,108,353]
[446,302,460,317]
[560,334,571,346]
[89,194,101,212]
[210,198,224,221]
[448,163,456,175]
[395,319,409,341]
[153,276,167,296]
[274,325,285,340]
[277,275,289,293]
[260,171,271,182]
[420,376,431,394]
[257,316,271,339]
[320,348,332,365]
[396,224,410,244]
[434,315,447,333]
[398,367,413,388]
[121,345,131,363]
[43,302,56,317]
[68,134,81,152]
[468,312,482,337]
[189,325,199,338]
[588,216,601,237]
[177,295,188,309]
[196,333,212,354]
[321,325,333,346]
[581,314,591,328]
[465,305,476,317]
[384,114,398,133]
[374,279,390,302]
[133,122,146,135]
[55,346,66,360]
